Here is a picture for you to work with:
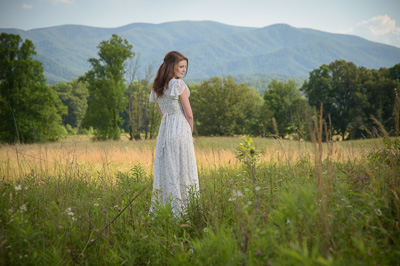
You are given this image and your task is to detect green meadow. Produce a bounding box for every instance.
[1,134,399,265]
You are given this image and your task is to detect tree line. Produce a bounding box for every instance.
[1,33,399,144]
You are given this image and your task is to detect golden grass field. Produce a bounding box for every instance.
[0,135,380,183]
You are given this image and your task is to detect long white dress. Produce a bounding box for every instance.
[149,78,199,216]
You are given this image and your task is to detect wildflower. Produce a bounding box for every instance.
[102,209,107,213]
[203,228,209,233]
[255,186,261,191]
[65,208,71,213]
[329,247,333,252]
[24,186,28,190]
[72,217,77,221]
[286,219,291,225]
[346,205,352,208]
[14,185,22,191]
[94,203,99,207]
[97,197,101,200]
[68,212,74,216]
[375,209,382,216]
[8,207,14,213]
[247,201,252,205]
[367,251,372,256]
[114,205,118,208]
[232,190,243,197]
[228,197,236,201]
[118,208,121,212]
[256,250,261,256]
[268,261,272,266]
[20,204,27,212]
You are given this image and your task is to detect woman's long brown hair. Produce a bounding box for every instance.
[153,51,188,97]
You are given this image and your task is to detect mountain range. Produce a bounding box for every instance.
[1,21,400,84]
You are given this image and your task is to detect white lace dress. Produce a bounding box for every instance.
[149,78,199,216]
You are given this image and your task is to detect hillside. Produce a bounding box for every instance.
[1,21,400,84]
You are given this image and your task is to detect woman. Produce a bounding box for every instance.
[149,51,199,216]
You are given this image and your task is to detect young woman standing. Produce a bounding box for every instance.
[149,51,199,216]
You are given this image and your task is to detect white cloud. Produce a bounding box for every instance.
[342,15,400,48]
[22,4,33,9]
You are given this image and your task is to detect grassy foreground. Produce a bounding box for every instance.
[0,135,399,265]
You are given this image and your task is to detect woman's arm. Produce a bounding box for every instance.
[179,88,193,133]
[156,103,163,117]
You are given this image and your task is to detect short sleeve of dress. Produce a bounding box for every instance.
[169,79,190,97]
[149,90,157,103]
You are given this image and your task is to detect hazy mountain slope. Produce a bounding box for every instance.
[1,21,399,83]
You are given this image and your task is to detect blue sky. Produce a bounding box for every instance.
[1,0,400,47]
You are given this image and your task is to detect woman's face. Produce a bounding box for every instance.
[174,60,187,79]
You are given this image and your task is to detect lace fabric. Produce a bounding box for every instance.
[149,78,199,216]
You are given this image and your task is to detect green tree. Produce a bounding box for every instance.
[80,34,133,140]
[361,66,398,135]
[261,80,309,138]
[0,33,66,143]
[52,79,89,129]
[301,60,369,140]
[190,76,262,136]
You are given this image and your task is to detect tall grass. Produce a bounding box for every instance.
[0,134,399,265]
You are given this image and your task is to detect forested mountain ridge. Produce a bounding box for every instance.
[1,21,400,84]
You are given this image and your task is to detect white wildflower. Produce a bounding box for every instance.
[228,197,236,201]
[20,204,27,212]
[72,217,78,221]
[203,228,209,233]
[286,219,291,225]
[375,209,382,216]
[65,208,71,213]
[255,186,261,191]
[114,205,118,208]
[8,207,14,213]
[232,190,243,197]
[68,212,74,216]
[14,185,22,191]
[93,203,99,207]
[247,201,252,205]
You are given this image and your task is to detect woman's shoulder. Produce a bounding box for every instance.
[169,78,186,86]
[168,78,188,96]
